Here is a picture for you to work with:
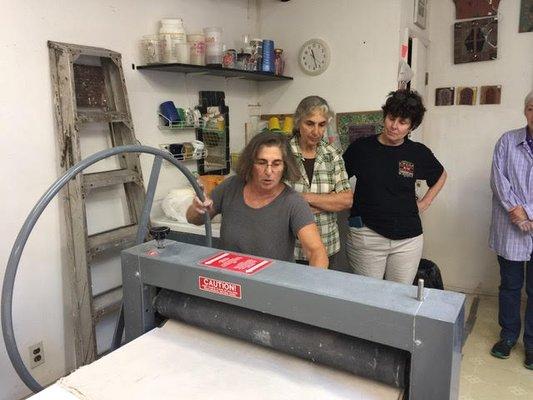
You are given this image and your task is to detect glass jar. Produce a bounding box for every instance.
[140,35,161,64]
[274,48,284,75]
[222,49,237,69]
[249,39,263,71]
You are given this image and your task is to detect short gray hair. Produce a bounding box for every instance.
[292,96,334,136]
[525,91,533,108]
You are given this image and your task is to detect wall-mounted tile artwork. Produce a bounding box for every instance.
[519,0,533,33]
[456,86,478,105]
[435,87,455,106]
[480,85,502,104]
[336,111,383,150]
[454,0,500,19]
[414,0,428,29]
[454,17,498,64]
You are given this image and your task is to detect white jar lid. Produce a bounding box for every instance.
[161,18,183,25]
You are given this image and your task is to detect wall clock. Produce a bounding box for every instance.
[298,38,330,76]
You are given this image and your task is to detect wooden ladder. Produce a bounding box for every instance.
[48,41,147,366]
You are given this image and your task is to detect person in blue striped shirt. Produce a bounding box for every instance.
[489,90,533,370]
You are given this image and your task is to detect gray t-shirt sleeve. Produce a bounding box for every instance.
[286,189,315,237]
[210,176,234,214]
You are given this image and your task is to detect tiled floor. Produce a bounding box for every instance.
[460,295,532,399]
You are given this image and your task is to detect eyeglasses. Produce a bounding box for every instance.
[254,159,284,171]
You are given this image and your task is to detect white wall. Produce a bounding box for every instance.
[423,0,533,294]
[0,1,258,399]
[257,0,402,114]
[259,0,532,295]
[2,0,531,398]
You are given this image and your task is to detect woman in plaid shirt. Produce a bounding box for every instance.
[288,96,353,267]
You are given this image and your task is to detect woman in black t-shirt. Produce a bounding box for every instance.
[342,90,447,284]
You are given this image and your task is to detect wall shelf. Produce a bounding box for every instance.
[135,63,293,82]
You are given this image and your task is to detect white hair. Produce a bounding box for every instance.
[525,91,533,108]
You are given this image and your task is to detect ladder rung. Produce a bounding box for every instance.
[83,169,140,192]
[88,225,138,257]
[77,109,130,123]
[93,286,122,323]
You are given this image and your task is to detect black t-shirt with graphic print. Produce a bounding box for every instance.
[343,135,444,240]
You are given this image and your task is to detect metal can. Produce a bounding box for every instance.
[222,48,237,69]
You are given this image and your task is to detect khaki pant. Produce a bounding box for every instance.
[346,226,423,284]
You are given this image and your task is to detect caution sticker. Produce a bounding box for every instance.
[199,251,272,275]
[198,276,242,299]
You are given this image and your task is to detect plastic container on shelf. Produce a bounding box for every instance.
[206,43,222,65]
[261,39,275,73]
[203,27,223,66]
[268,116,281,130]
[160,18,186,39]
[140,35,161,64]
[159,18,186,63]
[187,33,206,65]
[274,48,285,75]
[236,51,251,70]
[160,101,179,123]
[282,116,294,133]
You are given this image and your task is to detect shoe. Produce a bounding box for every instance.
[490,339,515,359]
[525,350,533,370]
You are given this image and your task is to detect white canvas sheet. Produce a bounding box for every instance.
[33,319,403,400]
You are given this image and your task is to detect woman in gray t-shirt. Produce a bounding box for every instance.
[187,132,328,268]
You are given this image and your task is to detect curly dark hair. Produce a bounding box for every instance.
[236,131,301,183]
[381,90,426,130]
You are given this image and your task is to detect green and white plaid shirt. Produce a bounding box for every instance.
[288,136,351,259]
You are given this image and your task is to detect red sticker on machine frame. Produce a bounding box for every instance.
[199,251,272,275]
[198,276,242,299]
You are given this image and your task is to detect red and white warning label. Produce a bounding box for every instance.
[198,276,242,299]
[198,251,272,275]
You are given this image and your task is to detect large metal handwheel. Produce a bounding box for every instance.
[1,145,212,393]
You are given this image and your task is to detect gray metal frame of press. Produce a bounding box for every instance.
[122,240,465,400]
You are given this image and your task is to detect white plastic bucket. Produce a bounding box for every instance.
[188,34,205,65]
[159,18,186,63]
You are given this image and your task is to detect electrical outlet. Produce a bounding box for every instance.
[29,342,44,368]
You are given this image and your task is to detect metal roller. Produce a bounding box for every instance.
[154,289,409,389]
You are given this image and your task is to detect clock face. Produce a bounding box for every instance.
[299,39,330,76]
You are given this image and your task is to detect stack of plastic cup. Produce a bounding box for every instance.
[261,39,275,73]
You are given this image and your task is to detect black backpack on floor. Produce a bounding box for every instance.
[413,258,444,290]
